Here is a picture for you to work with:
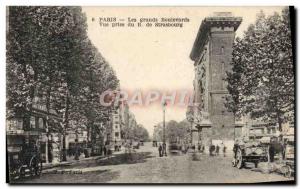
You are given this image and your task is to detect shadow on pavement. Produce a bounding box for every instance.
[11,169,120,184]
[96,152,154,166]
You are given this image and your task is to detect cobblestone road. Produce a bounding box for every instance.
[16,142,293,184]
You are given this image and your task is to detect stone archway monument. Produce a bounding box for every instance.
[189,12,242,151]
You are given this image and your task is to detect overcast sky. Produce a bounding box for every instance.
[82,6,284,136]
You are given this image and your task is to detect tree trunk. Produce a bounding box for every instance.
[87,125,91,143]
[276,109,283,133]
[45,85,52,163]
[62,90,70,162]
[90,122,96,156]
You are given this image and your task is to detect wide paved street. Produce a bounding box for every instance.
[17,142,292,184]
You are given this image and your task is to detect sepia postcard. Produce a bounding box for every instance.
[6,6,295,184]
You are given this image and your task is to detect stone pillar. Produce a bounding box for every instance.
[190,13,242,143]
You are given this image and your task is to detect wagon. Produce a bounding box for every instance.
[168,142,182,155]
[8,146,42,180]
[280,136,294,178]
[232,140,268,169]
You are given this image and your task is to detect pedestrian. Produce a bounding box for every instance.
[74,144,80,160]
[223,145,227,157]
[209,144,215,156]
[201,145,205,153]
[216,145,220,156]
[162,143,167,156]
[158,144,163,157]
[103,145,107,156]
[218,142,226,157]
[282,139,287,160]
[233,139,238,158]
[48,143,53,163]
[100,146,103,155]
[269,144,275,162]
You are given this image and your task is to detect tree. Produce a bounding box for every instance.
[224,37,245,121]
[7,7,50,126]
[76,41,118,154]
[225,8,294,131]
[7,6,120,161]
[153,120,189,143]
[134,124,150,142]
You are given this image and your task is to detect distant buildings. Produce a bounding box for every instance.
[110,103,123,146]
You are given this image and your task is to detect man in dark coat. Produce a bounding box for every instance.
[158,144,163,157]
[162,143,167,156]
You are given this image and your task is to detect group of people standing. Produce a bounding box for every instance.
[209,142,227,156]
[158,143,167,157]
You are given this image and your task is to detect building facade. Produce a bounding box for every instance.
[111,106,122,145]
[7,96,62,163]
[189,12,242,149]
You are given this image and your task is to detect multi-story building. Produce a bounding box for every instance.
[7,96,62,163]
[120,102,129,140]
[111,105,122,145]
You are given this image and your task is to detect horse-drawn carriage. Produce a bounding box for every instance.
[232,139,268,169]
[232,135,295,178]
[168,142,182,155]
[8,145,42,181]
[279,135,294,178]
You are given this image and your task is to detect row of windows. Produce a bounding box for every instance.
[30,116,45,129]
[7,116,45,130]
[250,127,277,135]
[7,119,23,130]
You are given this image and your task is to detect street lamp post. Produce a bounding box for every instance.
[162,101,167,156]
[153,125,157,147]
[190,121,193,145]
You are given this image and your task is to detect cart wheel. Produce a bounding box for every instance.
[35,160,42,176]
[31,156,42,176]
[284,166,292,178]
[236,149,244,169]
[19,167,26,178]
[10,169,20,180]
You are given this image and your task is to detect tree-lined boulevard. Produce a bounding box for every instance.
[6,6,294,184]
[17,142,292,183]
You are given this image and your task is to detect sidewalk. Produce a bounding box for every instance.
[43,148,126,170]
[43,154,103,170]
